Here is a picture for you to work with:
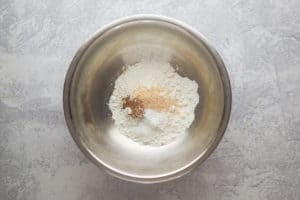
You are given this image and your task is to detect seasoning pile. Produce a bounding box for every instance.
[109,61,199,146]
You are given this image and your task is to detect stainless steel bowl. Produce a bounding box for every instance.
[63,15,231,183]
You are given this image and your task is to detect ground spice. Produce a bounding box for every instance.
[122,96,144,118]
[133,86,179,113]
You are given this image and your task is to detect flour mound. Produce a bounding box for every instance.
[108,61,199,146]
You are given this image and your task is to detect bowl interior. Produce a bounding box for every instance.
[68,18,227,181]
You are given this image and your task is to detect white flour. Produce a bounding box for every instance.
[108,61,199,146]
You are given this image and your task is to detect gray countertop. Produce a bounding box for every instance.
[1,1,299,199]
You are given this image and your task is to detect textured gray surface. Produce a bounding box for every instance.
[0,0,299,199]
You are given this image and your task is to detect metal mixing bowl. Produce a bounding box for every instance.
[63,15,231,183]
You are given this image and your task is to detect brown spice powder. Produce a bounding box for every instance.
[133,86,179,113]
[122,96,144,118]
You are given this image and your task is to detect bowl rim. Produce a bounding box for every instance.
[63,14,232,183]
